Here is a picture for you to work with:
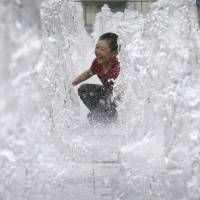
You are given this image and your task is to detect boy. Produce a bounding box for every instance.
[72,32,121,123]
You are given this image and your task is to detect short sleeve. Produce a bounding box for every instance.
[90,58,99,75]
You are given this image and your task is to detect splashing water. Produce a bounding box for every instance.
[0,0,200,199]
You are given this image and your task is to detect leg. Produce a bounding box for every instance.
[88,92,119,124]
[78,84,107,111]
[88,102,118,124]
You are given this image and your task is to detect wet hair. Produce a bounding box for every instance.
[99,32,121,52]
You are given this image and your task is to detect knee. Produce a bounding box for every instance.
[78,84,87,98]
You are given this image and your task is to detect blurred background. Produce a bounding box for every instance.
[80,0,156,32]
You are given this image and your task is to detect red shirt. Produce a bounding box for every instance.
[90,58,120,90]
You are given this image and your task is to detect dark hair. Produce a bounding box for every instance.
[99,32,120,52]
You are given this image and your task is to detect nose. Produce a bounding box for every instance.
[95,46,102,56]
[95,48,99,55]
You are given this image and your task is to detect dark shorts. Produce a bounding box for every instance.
[78,84,118,123]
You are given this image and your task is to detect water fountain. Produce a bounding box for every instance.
[0,0,200,199]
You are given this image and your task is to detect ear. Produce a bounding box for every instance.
[112,50,118,57]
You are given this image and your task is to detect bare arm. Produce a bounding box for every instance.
[72,69,93,86]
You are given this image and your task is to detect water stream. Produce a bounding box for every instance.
[0,0,200,199]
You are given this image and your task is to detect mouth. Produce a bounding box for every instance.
[96,56,104,61]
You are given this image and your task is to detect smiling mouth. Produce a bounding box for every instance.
[97,56,104,61]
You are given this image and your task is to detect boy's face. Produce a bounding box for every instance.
[95,40,117,65]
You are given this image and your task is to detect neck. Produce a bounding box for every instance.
[103,62,112,69]
[103,58,117,69]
